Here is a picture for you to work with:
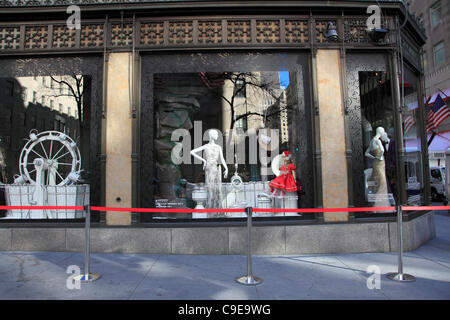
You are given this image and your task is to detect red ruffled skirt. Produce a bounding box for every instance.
[269,173,298,193]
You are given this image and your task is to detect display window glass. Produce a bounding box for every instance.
[345,54,398,213]
[140,53,313,221]
[401,66,425,206]
[359,71,398,209]
[0,56,103,222]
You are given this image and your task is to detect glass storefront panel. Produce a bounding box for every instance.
[359,71,397,208]
[401,66,425,206]
[140,53,313,221]
[346,54,398,211]
[0,57,103,221]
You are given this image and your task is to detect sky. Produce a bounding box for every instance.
[279,71,289,89]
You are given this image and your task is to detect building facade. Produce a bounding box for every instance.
[0,0,436,254]
[406,0,450,165]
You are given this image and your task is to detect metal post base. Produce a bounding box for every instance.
[73,273,102,283]
[236,275,262,286]
[386,272,415,282]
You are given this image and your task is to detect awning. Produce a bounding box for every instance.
[406,130,450,152]
[399,76,412,88]
[406,87,450,110]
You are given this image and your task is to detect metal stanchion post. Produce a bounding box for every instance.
[386,205,415,282]
[236,207,262,286]
[74,205,101,283]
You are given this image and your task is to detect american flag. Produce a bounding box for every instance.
[426,94,450,133]
[403,114,415,135]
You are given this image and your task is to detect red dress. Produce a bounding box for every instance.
[269,163,298,193]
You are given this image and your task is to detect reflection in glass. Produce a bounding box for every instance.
[358,71,397,207]
[0,75,91,219]
[401,67,424,205]
[152,71,304,219]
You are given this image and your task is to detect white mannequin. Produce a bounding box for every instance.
[365,127,390,208]
[190,129,228,209]
[365,127,389,161]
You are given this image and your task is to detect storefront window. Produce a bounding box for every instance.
[345,54,396,212]
[359,71,397,208]
[140,53,313,221]
[0,74,94,220]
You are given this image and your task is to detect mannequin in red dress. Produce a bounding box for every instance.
[269,151,298,196]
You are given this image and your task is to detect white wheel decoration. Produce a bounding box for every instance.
[18,130,81,186]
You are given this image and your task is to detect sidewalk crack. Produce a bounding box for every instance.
[127,255,161,300]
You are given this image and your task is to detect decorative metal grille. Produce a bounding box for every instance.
[285,20,309,43]
[0,16,405,54]
[256,20,280,44]
[198,21,222,44]
[344,17,393,44]
[140,22,164,46]
[227,20,251,44]
[80,24,104,47]
[52,25,77,48]
[111,23,133,47]
[315,20,337,43]
[344,18,368,43]
[0,26,20,50]
[25,26,48,49]
[168,21,193,45]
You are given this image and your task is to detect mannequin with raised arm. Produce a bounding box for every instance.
[365,127,390,208]
[190,129,228,209]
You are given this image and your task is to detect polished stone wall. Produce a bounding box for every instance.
[0,213,435,254]
[105,52,133,225]
[316,50,349,221]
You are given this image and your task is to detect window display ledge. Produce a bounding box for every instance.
[0,212,435,254]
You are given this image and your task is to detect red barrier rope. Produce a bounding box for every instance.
[90,206,245,213]
[402,206,449,211]
[0,206,84,210]
[0,205,446,213]
[252,206,396,213]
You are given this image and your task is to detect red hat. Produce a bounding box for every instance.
[283,151,292,159]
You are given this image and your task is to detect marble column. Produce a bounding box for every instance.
[316,50,349,222]
[105,52,133,225]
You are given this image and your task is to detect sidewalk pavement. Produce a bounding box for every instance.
[0,212,449,300]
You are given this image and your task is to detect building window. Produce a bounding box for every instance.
[235,116,247,130]
[68,106,71,116]
[235,78,246,98]
[32,91,37,104]
[42,77,45,87]
[59,103,63,113]
[41,95,45,105]
[50,100,54,109]
[430,1,442,26]
[433,41,445,66]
